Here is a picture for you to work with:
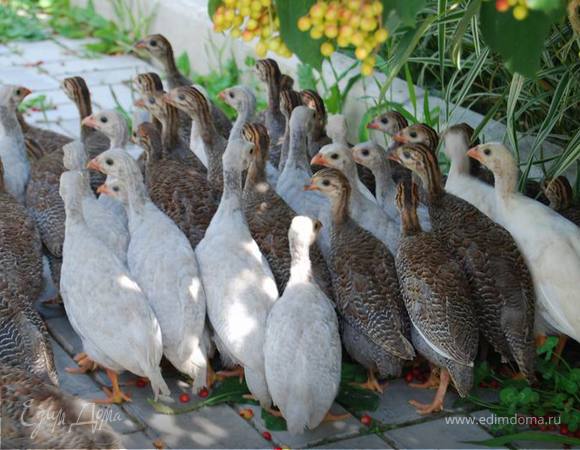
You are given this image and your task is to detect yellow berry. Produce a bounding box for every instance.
[364,55,376,67]
[298,16,312,31]
[508,0,518,5]
[513,4,528,20]
[224,0,236,5]
[233,15,243,27]
[324,24,338,38]
[247,18,259,30]
[361,62,374,76]
[349,15,361,29]
[224,9,235,21]
[242,30,254,41]
[268,38,281,51]
[338,9,352,23]
[310,26,324,39]
[240,6,251,16]
[320,41,335,57]
[374,28,388,43]
[261,0,271,6]
[337,35,350,47]
[339,24,353,38]
[214,14,225,26]
[231,28,241,37]
[347,0,360,11]
[310,3,326,19]
[355,46,369,60]
[256,41,268,57]
[362,4,374,17]
[261,26,272,37]
[372,1,384,15]
[351,32,364,46]
[360,17,377,32]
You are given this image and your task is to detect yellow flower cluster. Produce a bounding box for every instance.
[297,0,388,76]
[496,0,529,21]
[212,0,292,58]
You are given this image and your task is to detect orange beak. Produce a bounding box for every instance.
[218,90,227,101]
[387,151,401,163]
[162,93,175,106]
[304,183,319,191]
[393,133,407,143]
[466,147,482,162]
[367,121,379,130]
[81,115,98,129]
[134,39,147,50]
[20,87,32,98]
[96,184,112,195]
[86,158,102,172]
[310,154,328,167]
[134,98,146,109]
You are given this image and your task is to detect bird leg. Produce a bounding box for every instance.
[410,366,440,389]
[65,353,99,374]
[41,295,63,306]
[216,366,245,383]
[409,368,450,415]
[322,411,351,422]
[535,334,547,348]
[552,335,568,363]
[93,369,132,404]
[351,370,386,393]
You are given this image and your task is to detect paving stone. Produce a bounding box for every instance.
[24,88,74,106]
[368,378,461,427]
[0,52,27,67]
[384,416,495,449]
[76,66,153,86]
[233,403,362,448]
[24,102,81,123]
[51,338,103,396]
[314,434,392,449]
[58,118,81,138]
[121,430,160,450]
[46,315,83,355]
[91,83,137,110]
[7,40,79,63]
[0,66,60,90]
[40,55,149,77]
[51,36,100,54]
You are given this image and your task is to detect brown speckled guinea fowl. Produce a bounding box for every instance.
[301,89,331,158]
[394,181,477,414]
[278,88,304,172]
[390,143,536,381]
[542,176,580,227]
[0,279,58,385]
[305,168,415,392]
[242,122,333,298]
[135,34,232,139]
[0,364,120,449]
[133,72,164,131]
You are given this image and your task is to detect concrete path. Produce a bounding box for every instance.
[0,37,551,449]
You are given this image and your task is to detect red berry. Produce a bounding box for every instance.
[479,382,488,388]
[560,425,569,435]
[179,393,191,403]
[496,0,509,12]
[412,367,422,376]
[405,372,414,383]
[361,414,372,426]
[239,408,254,420]
[539,425,547,432]
[135,378,148,388]
[198,388,209,398]
[548,424,556,431]
[490,380,500,389]
[575,430,580,438]
[274,448,282,450]
[262,431,272,441]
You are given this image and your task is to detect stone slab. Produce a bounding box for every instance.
[0,66,60,91]
[58,118,82,138]
[46,315,83,355]
[314,434,392,449]
[39,54,150,77]
[7,40,78,63]
[121,430,161,450]
[384,416,495,449]
[74,66,152,86]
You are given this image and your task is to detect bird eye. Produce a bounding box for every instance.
[178,94,185,101]
[483,148,491,156]
[314,221,322,231]
[148,97,155,104]
[112,186,120,192]
[409,131,417,138]
[380,117,388,124]
[229,92,234,98]
[330,154,339,160]
[150,40,157,47]
[361,149,369,157]
[100,116,108,124]
[403,151,410,159]
[249,148,254,155]
[105,158,114,166]
[15,89,21,96]
[322,179,330,186]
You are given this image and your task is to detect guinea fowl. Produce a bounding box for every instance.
[351,141,431,230]
[390,143,536,381]
[264,216,342,434]
[59,170,169,403]
[0,101,30,204]
[256,58,286,166]
[96,154,209,391]
[242,122,333,298]
[395,181,478,414]
[467,143,580,350]
[278,88,304,172]
[196,138,278,408]
[0,278,58,385]
[276,106,332,257]
[116,122,216,247]
[0,142,44,307]
[165,85,227,195]
[134,72,165,130]
[311,143,400,255]
[305,168,414,392]
[0,365,120,449]
[542,176,580,227]
[301,89,331,158]
[135,34,231,139]
[367,111,409,138]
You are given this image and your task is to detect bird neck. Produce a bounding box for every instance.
[108,126,128,149]
[161,105,179,151]
[245,155,267,188]
[493,161,519,203]
[278,118,291,171]
[286,124,311,172]
[125,172,150,217]
[418,161,443,204]
[400,207,422,236]
[75,91,94,142]
[217,165,243,218]
[0,106,28,163]
[330,190,350,226]
[447,148,471,179]
[372,158,395,205]
[231,99,255,142]
[161,47,180,80]
[288,242,312,284]
[266,78,281,113]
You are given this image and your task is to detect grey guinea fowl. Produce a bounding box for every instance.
[390,143,536,382]
[395,181,478,414]
[0,364,120,449]
[135,34,232,139]
[542,175,580,227]
[242,122,333,298]
[306,168,415,392]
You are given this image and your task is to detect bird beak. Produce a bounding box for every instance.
[86,158,102,172]
[96,184,111,195]
[134,39,147,50]
[81,115,98,129]
[304,183,319,191]
[310,154,328,167]
[467,147,482,162]
[387,151,401,163]
[393,133,407,143]
[218,90,227,101]
[20,87,32,98]
[367,122,379,130]
[134,98,146,109]
[163,93,175,105]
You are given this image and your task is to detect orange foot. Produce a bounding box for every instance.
[322,411,350,422]
[41,295,63,306]
[351,370,386,393]
[65,353,99,374]
[93,369,132,404]
[409,368,450,415]
[410,368,440,389]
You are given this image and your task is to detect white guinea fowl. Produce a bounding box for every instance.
[0,96,30,204]
[95,153,208,391]
[264,216,341,434]
[442,126,497,220]
[326,114,349,146]
[62,141,128,263]
[468,143,580,343]
[312,143,400,254]
[196,138,278,408]
[59,170,169,403]
[276,106,332,258]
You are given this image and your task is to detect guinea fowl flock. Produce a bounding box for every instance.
[1,32,580,444]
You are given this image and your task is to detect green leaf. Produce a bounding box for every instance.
[381,0,427,29]
[466,431,580,447]
[275,0,322,71]
[340,362,368,384]
[208,0,222,19]
[537,335,559,356]
[479,0,566,77]
[499,386,518,405]
[176,51,192,79]
[336,385,380,412]
[261,408,288,431]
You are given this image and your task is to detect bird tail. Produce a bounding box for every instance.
[245,366,271,409]
[147,368,171,401]
[447,361,474,398]
[284,399,310,435]
[179,343,208,392]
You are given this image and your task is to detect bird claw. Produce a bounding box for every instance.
[409,399,443,415]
